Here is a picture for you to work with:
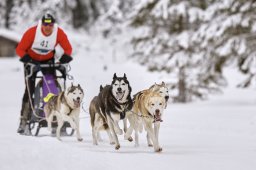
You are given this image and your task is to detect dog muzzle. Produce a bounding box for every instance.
[116,91,125,101]
[153,109,163,122]
[73,99,81,108]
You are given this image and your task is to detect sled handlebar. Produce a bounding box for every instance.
[25,63,69,78]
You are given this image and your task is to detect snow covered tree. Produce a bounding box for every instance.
[193,0,256,88]
[129,0,225,102]
[128,0,256,102]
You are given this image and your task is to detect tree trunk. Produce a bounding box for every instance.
[5,0,13,29]
[178,66,187,103]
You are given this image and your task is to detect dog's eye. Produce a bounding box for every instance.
[122,83,125,86]
[159,91,163,93]
[73,93,76,95]
[159,103,162,105]
[151,103,155,106]
[114,84,118,86]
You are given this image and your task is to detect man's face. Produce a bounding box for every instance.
[42,23,54,36]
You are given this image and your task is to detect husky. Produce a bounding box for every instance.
[123,81,169,140]
[125,85,167,152]
[89,73,133,150]
[44,84,84,141]
[89,85,115,145]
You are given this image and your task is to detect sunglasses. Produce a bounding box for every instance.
[42,23,54,27]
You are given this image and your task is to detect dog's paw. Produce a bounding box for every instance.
[148,144,153,147]
[128,136,133,142]
[155,147,163,152]
[93,140,98,145]
[115,144,120,150]
[77,138,83,142]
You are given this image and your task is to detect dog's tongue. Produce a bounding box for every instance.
[116,92,124,100]
[154,114,163,122]
[73,100,80,108]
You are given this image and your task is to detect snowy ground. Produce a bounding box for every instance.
[0,34,256,170]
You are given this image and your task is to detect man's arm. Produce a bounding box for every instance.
[16,27,36,58]
[57,28,72,56]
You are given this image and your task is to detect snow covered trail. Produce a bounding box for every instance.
[0,53,256,170]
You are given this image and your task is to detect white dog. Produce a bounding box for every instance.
[44,84,84,141]
[125,90,166,152]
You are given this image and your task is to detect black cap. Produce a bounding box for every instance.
[42,13,55,24]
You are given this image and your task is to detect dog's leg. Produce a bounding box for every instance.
[123,118,127,133]
[92,126,98,145]
[134,129,139,147]
[146,124,153,147]
[106,129,115,145]
[61,114,77,129]
[106,114,120,150]
[56,116,64,141]
[143,120,161,152]
[124,112,134,142]
[146,133,153,147]
[154,121,162,151]
[97,132,103,142]
[113,120,123,135]
[73,115,83,142]
[46,112,54,132]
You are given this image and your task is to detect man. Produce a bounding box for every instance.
[16,13,73,134]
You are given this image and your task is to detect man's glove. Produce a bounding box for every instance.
[20,54,40,65]
[59,54,73,63]
[20,54,32,63]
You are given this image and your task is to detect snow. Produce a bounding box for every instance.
[0,31,256,170]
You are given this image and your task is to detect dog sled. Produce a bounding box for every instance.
[24,62,75,136]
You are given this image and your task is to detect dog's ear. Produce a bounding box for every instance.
[124,73,127,79]
[150,83,157,91]
[161,81,165,86]
[100,85,103,91]
[113,73,117,79]
[78,84,81,87]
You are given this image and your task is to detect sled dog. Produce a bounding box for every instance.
[123,81,169,139]
[44,84,84,141]
[125,89,166,152]
[89,85,115,145]
[89,73,133,150]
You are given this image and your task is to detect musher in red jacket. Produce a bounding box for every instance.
[16,13,73,134]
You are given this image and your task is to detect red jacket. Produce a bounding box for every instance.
[16,25,72,61]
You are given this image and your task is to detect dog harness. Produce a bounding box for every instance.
[60,93,73,116]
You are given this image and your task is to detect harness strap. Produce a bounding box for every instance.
[60,92,73,116]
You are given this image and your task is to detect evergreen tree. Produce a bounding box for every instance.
[129,0,224,102]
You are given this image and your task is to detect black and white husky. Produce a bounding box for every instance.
[44,84,84,141]
[89,73,133,150]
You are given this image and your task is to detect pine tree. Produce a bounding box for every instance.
[129,0,224,102]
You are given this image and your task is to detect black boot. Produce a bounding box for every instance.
[17,118,26,134]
